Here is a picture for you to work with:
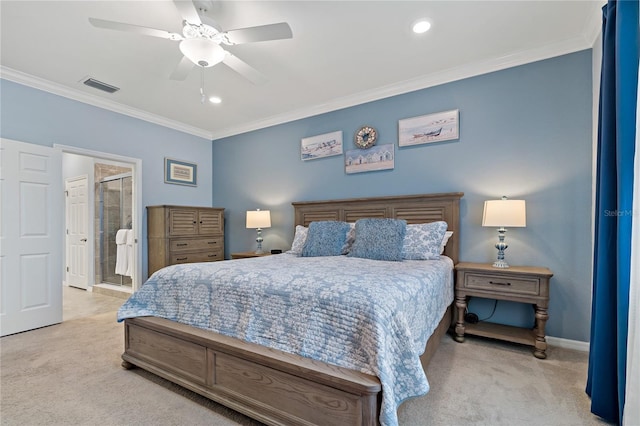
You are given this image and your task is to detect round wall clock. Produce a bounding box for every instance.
[354,126,378,149]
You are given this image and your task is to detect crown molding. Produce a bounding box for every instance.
[210,35,592,140]
[584,2,604,47]
[1,30,593,144]
[0,67,213,140]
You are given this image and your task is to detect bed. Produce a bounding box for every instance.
[118,192,463,426]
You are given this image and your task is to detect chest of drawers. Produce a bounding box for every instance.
[147,205,225,277]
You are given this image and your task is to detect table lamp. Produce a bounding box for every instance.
[482,196,526,268]
[246,209,271,254]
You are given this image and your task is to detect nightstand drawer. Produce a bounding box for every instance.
[170,237,223,252]
[464,273,540,296]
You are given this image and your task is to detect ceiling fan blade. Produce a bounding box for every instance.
[222,54,268,85]
[170,56,195,80]
[89,17,182,40]
[225,22,292,45]
[173,0,202,25]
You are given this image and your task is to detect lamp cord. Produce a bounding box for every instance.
[478,299,499,322]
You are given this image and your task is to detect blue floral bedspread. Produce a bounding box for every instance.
[117,253,454,426]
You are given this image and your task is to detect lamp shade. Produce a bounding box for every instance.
[482,199,526,227]
[246,210,271,229]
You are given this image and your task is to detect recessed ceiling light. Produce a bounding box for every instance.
[412,20,431,34]
[209,96,222,104]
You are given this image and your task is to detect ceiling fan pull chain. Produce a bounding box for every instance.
[200,67,205,104]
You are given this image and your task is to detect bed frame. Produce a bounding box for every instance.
[121,192,463,426]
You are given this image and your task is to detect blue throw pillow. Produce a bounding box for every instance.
[348,218,407,261]
[301,221,351,257]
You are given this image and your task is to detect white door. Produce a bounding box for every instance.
[65,176,88,289]
[0,139,62,336]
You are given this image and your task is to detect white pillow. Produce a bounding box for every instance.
[341,222,356,254]
[401,221,448,260]
[440,231,454,254]
[287,225,308,255]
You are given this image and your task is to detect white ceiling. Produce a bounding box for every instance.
[0,1,603,140]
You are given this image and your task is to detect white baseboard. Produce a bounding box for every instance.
[547,336,590,352]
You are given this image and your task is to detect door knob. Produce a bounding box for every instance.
[80,238,87,242]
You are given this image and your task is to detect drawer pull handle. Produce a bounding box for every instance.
[177,243,188,246]
[208,254,217,258]
[208,241,217,244]
[176,257,188,261]
[489,281,511,286]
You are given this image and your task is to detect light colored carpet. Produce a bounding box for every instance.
[1,289,611,426]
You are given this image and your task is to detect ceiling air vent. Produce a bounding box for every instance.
[82,77,120,94]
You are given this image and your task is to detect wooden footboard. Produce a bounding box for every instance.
[122,316,381,426]
[121,305,452,426]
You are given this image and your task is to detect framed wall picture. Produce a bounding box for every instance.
[345,143,394,174]
[165,158,197,186]
[301,131,343,161]
[398,109,459,147]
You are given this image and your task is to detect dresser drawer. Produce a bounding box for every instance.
[170,238,223,252]
[170,250,223,265]
[464,273,540,296]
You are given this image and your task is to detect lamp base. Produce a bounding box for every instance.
[493,227,510,268]
[255,228,264,254]
[492,259,510,268]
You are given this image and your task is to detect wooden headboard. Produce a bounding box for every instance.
[292,192,463,264]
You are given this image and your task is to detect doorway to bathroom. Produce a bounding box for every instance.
[59,144,142,298]
[97,168,133,288]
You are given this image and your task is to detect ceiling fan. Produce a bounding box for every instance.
[88,0,292,85]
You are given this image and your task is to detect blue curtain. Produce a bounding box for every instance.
[587,0,639,424]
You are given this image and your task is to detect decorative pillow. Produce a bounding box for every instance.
[287,225,308,255]
[301,221,351,257]
[440,231,454,254]
[402,221,449,260]
[348,218,407,261]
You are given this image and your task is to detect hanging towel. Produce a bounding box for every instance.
[115,229,128,245]
[125,229,134,278]
[115,229,128,275]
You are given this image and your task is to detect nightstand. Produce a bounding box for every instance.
[454,262,553,359]
[231,251,272,259]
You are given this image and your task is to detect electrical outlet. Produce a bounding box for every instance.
[464,312,479,324]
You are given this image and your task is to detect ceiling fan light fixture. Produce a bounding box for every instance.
[209,96,222,104]
[179,38,225,67]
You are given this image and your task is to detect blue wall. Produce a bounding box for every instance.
[213,50,593,342]
[0,79,214,278]
[0,49,593,342]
